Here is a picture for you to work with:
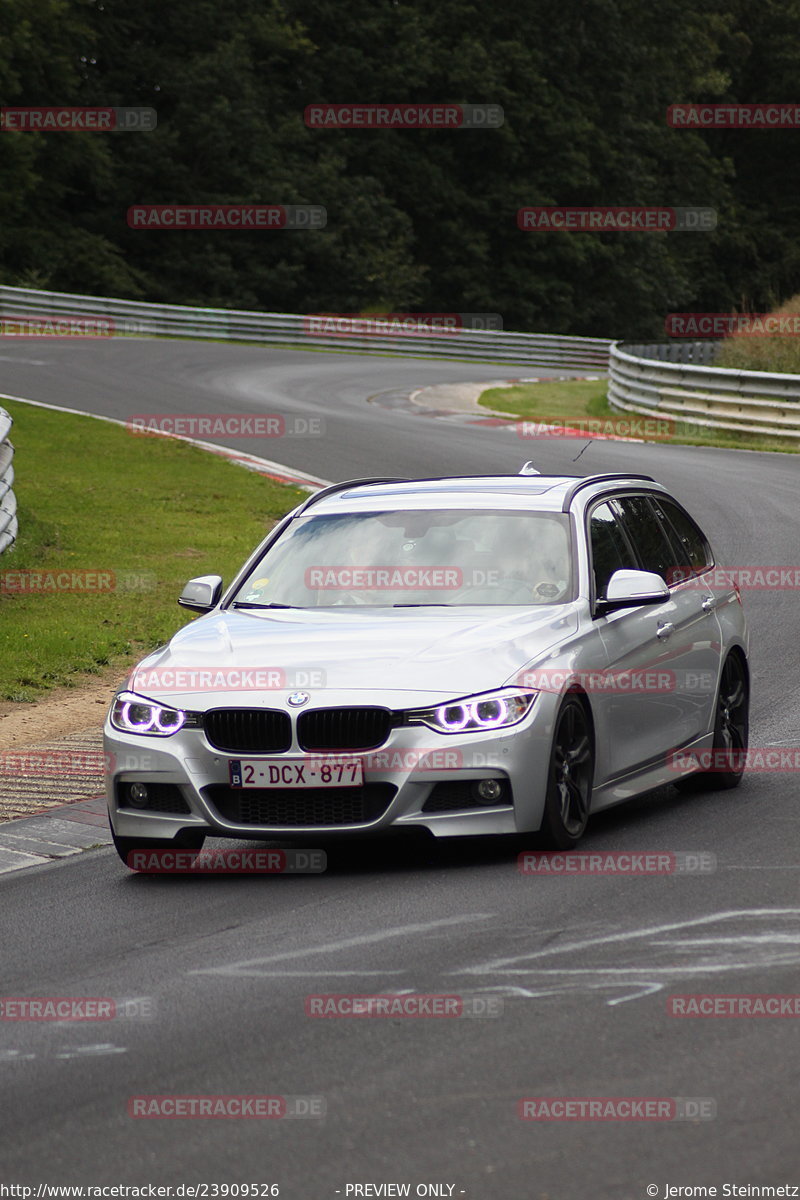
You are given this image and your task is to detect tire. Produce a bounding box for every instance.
[676,651,749,793]
[110,826,206,869]
[539,697,594,849]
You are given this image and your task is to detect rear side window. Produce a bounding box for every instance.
[613,495,692,585]
[589,501,637,598]
[654,498,714,578]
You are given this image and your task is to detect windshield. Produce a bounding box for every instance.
[230,508,573,608]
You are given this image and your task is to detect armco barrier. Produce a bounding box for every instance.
[0,286,611,370]
[0,407,17,555]
[608,341,800,438]
[5,286,800,440]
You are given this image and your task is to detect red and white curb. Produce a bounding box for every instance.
[408,376,650,443]
[0,796,110,876]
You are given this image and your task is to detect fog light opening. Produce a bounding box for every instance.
[127,782,150,808]
[473,779,503,804]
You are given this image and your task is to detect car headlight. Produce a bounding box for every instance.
[110,691,189,737]
[407,691,536,734]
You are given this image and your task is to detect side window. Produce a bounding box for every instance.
[589,502,637,598]
[614,495,691,585]
[655,498,714,577]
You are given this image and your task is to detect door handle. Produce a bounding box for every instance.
[656,622,674,640]
[701,595,717,612]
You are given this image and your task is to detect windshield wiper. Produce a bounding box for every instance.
[391,603,454,608]
[230,601,299,609]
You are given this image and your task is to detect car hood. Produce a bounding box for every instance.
[129,606,580,707]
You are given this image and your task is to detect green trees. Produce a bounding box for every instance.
[1,0,797,337]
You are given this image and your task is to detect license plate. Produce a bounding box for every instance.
[228,757,364,789]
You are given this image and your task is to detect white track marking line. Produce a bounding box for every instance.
[0,391,330,489]
[203,970,407,977]
[450,908,800,975]
[191,913,494,977]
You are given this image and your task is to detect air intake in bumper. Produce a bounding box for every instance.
[205,783,397,827]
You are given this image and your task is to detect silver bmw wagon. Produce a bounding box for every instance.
[105,469,749,865]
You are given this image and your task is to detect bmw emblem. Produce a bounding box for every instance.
[287,691,310,707]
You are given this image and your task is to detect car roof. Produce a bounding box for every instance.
[299,473,668,517]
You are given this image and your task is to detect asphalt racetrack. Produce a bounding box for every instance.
[1,338,798,1197]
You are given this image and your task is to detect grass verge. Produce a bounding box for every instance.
[478,379,800,454]
[0,400,306,701]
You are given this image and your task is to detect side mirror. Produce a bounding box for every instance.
[595,569,669,614]
[178,574,223,613]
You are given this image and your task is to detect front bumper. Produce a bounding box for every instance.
[104,692,557,840]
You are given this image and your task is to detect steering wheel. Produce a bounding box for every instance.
[329,590,372,606]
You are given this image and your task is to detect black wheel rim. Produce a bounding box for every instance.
[716,655,748,773]
[553,703,592,835]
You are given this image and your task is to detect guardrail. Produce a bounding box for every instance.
[0,407,17,555]
[0,285,611,370]
[5,286,800,441]
[608,341,800,438]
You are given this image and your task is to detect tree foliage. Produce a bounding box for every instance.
[0,0,796,336]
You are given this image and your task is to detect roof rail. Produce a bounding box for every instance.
[561,473,656,512]
[294,477,410,516]
[294,473,532,514]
